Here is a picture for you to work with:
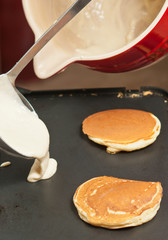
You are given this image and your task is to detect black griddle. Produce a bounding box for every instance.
[0,87,168,240]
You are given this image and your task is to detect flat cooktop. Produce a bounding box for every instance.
[0,87,167,240]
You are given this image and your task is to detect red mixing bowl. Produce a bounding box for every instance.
[22,0,168,78]
[80,2,168,73]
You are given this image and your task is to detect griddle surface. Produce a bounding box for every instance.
[0,87,168,240]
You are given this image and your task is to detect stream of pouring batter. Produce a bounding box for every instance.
[0,75,57,182]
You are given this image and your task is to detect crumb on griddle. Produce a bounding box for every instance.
[0,161,11,168]
[143,91,153,96]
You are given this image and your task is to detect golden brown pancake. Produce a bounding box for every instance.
[73,176,163,229]
[82,109,161,153]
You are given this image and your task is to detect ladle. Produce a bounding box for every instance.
[0,0,92,158]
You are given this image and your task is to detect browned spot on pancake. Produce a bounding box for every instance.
[83,109,157,143]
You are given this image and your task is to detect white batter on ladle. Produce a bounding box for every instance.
[0,75,57,182]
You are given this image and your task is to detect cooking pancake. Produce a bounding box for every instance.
[82,109,161,153]
[73,176,163,229]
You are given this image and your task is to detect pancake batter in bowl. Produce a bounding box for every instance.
[22,0,164,78]
[50,0,164,55]
[0,75,57,182]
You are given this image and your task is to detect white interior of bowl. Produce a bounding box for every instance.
[22,0,167,78]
